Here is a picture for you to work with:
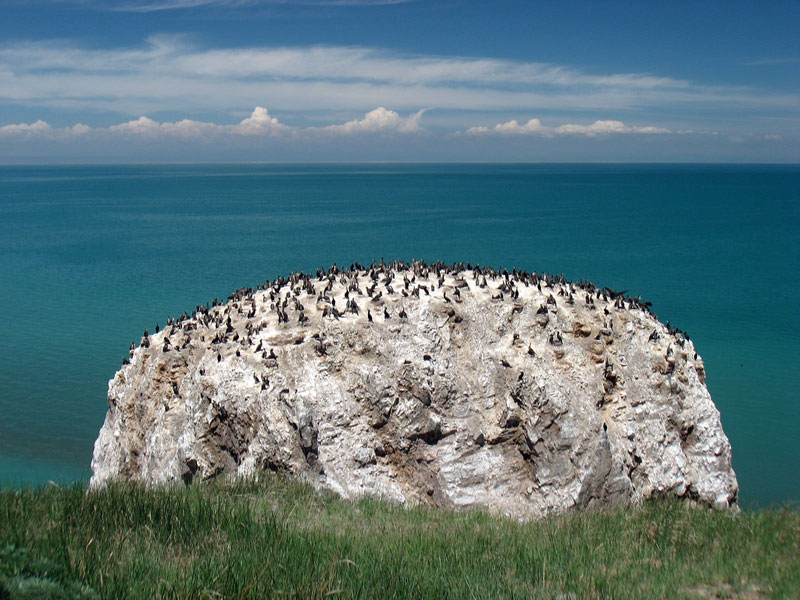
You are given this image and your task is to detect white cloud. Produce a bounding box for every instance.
[229,106,293,135]
[69,123,91,135]
[109,116,164,134]
[465,118,670,137]
[555,120,670,136]
[764,134,782,140]
[466,118,543,135]
[318,107,425,134]
[109,115,225,137]
[108,117,217,137]
[106,107,291,137]
[0,119,52,135]
[0,119,96,138]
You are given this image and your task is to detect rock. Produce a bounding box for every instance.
[90,260,738,520]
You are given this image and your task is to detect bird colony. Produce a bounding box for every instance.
[91,260,738,520]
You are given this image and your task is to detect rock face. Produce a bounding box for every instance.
[91,261,738,520]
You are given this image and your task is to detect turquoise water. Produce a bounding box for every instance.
[0,163,797,506]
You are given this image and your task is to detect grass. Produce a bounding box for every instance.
[0,476,797,599]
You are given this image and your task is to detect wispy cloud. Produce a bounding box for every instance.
[1,35,685,90]
[112,0,254,11]
[742,57,800,66]
[47,0,409,11]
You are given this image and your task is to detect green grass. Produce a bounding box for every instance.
[1,477,797,599]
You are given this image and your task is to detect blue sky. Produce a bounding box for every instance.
[1,0,798,162]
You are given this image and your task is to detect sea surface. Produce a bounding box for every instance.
[0,163,797,506]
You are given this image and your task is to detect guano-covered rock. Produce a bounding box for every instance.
[91,260,738,520]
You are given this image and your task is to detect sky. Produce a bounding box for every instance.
[0,0,798,162]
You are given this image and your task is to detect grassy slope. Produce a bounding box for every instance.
[0,477,797,599]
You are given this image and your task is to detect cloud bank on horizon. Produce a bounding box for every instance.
[1,107,676,141]
[464,119,672,137]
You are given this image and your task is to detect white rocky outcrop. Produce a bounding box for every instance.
[91,261,738,520]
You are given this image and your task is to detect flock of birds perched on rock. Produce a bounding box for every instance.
[123,259,693,372]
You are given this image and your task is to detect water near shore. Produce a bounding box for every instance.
[0,163,797,506]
